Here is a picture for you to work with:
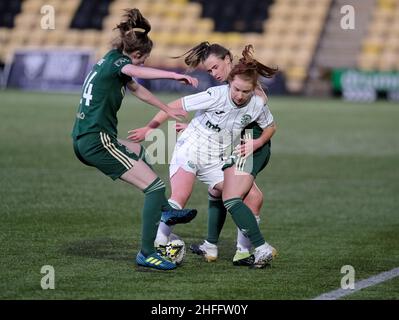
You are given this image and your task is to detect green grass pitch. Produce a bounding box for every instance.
[0,89,398,300]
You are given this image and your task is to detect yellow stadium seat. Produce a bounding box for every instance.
[241,33,264,48]
[8,29,29,46]
[0,28,11,46]
[25,29,48,46]
[43,29,67,46]
[197,19,214,33]
[295,49,313,68]
[61,30,82,47]
[102,15,121,31]
[378,0,397,10]
[14,13,38,30]
[171,32,196,46]
[60,0,81,14]
[22,0,45,13]
[184,3,202,18]
[80,30,101,48]
[358,55,378,71]
[362,37,385,55]
[54,14,73,30]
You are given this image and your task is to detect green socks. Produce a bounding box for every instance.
[141,177,169,256]
[206,194,227,244]
[223,197,265,248]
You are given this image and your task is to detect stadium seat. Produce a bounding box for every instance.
[0,0,334,93]
[358,0,399,71]
[22,0,44,13]
[61,30,82,47]
[13,13,37,30]
[25,30,47,46]
[80,30,101,48]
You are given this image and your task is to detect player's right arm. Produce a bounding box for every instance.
[128,87,220,142]
[127,98,184,142]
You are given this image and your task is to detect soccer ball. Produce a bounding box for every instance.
[165,239,186,265]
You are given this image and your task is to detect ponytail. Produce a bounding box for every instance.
[112,8,153,55]
[174,42,233,69]
[240,45,278,79]
[228,45,278,87]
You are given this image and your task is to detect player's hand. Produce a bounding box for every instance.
[233,133,258,159]
[233,140,254,159]
[175,74,199,87]
[175,122,188,133]
[127,126,153,142]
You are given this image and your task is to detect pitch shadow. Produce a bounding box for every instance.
[62,237,134,262]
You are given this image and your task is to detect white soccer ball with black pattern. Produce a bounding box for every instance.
[165,239,186,265]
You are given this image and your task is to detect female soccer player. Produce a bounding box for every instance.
[129,46,276,268]
[71,8,198,271]
[130,43,277,266]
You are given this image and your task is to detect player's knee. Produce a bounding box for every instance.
[208,187,222,199]
[245,186,263,212]
[222,190,241,203]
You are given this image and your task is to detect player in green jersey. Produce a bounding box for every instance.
[72,9,198,271]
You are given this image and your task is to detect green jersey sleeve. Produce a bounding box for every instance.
[112,55,132,78]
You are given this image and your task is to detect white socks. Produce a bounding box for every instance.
[155,199,182,246]
[236,216,261,252]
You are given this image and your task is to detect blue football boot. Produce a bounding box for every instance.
[161,208,197,226]
[136,251,176,270]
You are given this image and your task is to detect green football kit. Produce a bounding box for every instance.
[72,49,141,180]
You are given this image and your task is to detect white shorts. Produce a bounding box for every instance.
[169,129,224,189]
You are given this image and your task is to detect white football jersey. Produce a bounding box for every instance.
[180,84,274,159]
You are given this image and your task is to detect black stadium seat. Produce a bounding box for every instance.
[191,0,273,33]
[70,0,113,30]
[0,0,22,28]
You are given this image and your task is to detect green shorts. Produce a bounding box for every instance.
[222,140,271,178]
[73,132,141,180]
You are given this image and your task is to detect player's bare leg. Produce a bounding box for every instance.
[170,168,196,208]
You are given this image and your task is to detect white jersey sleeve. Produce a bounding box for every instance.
[182,86,222,112]
[255,98,274,129]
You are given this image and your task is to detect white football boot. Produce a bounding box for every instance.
[190,240,218,262]
[252,243,274,268]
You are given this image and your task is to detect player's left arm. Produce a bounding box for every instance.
[126,80,186,121]
[235,105,276,158]
[121,64,198,87]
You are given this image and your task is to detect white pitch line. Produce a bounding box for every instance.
[313,267,399,300]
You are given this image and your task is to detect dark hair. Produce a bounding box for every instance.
[227,45,278,87]
[112,8,153,55]
[175,41,233,69]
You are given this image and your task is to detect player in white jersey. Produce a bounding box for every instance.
[169,84,273,190]
[131,44,278,266]
[129,46,277,268]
